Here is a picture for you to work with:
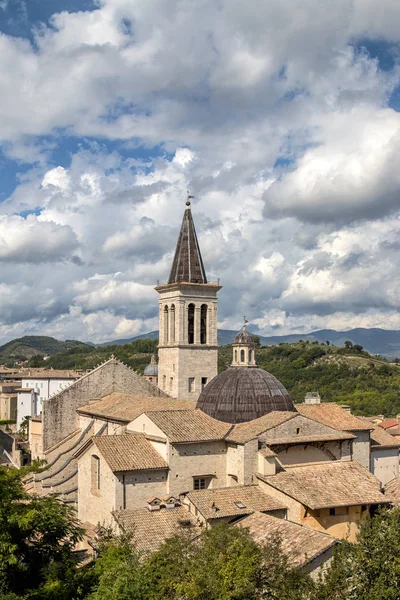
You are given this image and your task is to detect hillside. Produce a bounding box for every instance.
[0,336,89,364]
[105,327,400,358]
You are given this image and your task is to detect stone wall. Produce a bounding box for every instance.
[115,471,168,512]
[168,440,228,495]
[78,446,117,527]
[371,447,399,485]
[43,358,168,451]
[351,430,371,470]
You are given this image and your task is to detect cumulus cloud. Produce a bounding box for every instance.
[0,0,399,343]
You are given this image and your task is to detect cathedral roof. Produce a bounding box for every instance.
[144,355,158,376]
[168,202,207,284]
[196,367,296,424]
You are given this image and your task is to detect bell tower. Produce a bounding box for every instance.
[156,200,221,401]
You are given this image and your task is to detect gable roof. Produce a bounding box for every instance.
[77,392,195,423]
[226,411,297,444]
[113,506,200,553]
[145,410,232,442]
[359,418,400,449]
[93,434,168,472]
[260,461,390,510]
[236,512,337,568]
[379,418,399,430]
[186,485,286,520]
[297,403,372,432]
[168,202,207,284]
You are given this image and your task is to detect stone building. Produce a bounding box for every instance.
[27,201,399,573]
[143,355,158,385]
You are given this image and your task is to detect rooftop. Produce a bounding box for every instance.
[77,392,195,423]
[297,403,372,432]
[144,409,232,443]
[113,506,200,553]
[385,477,400,504]
[185,485,286,520]
[265,432,355,446]
[260,461,390,510]
[236,512,337,568]
[93,434,168,472]
[379,418,399,430]
[359,418,400,449]
[20,369,81,380]
[226,411,296,444]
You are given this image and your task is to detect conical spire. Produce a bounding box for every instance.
[168,201,207,284]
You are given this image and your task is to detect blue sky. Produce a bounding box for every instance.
[0,0,400,344]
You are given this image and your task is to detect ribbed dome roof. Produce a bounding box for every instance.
[233,329,256,345]
[144,356,158,376]
[196,367,296,424]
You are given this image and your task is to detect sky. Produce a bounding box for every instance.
[0,0,400,344]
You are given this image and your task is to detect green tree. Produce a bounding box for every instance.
[0,467,84,598]
[315,507,400,600]
[344,340,353,349]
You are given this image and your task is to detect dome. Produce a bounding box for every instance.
[144,355,158,377]
[233,329,256,345]
[196,367,296,424]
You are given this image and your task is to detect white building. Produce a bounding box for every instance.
[17,370,80,428]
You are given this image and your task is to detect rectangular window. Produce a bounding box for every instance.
[194,478,206,490]
[188,377,195,393]
[91,455,100,492]
[201,377,208,391]
[163,375,166,389]
[170,377,173,390]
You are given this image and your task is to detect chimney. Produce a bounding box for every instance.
[304,392,321,405]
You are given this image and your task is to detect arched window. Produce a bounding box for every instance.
[163,305,169,344]
[240,349,245,363]
[170,304,175,343]
[91,455,100,492]
[200,304,207,344]
[188,304,195,344]
[249,349,253,362]
[234,349,238,362]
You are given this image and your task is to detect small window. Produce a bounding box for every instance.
[201,377,208,391]
[170,377,173,390]
[194,478,206,490]
[240,349,245,362]
[40,383,43,389]
[188,377,195,393]
[296,428,300,435]
[163,375,166,389]
[329,508,335,516]
[234,349,238,362]
[26,383,29,387]
[91,455,100,492]
[249,349,253,362]
[361,505,367,512]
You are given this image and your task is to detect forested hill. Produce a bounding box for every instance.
[0,336,89,362]
[15,338,400,418]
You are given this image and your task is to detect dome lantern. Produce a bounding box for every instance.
[231,319,257,367]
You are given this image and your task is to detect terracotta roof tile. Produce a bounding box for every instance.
[266,432,355,446]
[95,434,168,472]
[145,410,232,442]
[379,419,399,430]
[113,506,200,553]
[385,477,400,504]
[359,418,400,449]
[261,461,389,510]
[236,512,337,567]
[297,403,372,431]
[78,392,195,423]
[186,485,286,519]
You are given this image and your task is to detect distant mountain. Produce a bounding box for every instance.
[102,328,400,359]
[0,336,90,359]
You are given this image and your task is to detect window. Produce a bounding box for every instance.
[188,377,195,393]
[296,428,300,435]
[235,502,246,509]
[188,304,195,344]
[249,349,253,362]
[200,304,207,344]
[163,375,166,389]
[40,383,43,389]
[91,455,100,492]
[26,383,29,387]
[329,508,335,516]
[240,349,245,363]
[361,505,367,512]
[163,305,169,343]
[194,478,206,490]
[170,304,175,343]
[234,349,238,362]
[201,377,208,391]
[170,377,173,391]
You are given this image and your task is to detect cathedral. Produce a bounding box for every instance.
[26,201,399,578]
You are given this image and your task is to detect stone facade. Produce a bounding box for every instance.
[156,282,221,401]
[371,446,399,485]
[43,357,168,452]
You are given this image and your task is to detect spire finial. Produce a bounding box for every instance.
[186,190,194,207]
[243,316,248,331]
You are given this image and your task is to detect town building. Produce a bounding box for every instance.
[25,201,399,574]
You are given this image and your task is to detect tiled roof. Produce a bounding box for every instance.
[77,392,195,423]
[261,461,389,510]
[168,203,207,285]
[379,419,399,430]
[95,434,168,472]
[113,506,200,553]
[226,412,297,444]
[259,447,277,458]
[359,418,400,449]
[297,403,372,431]
[145,410,233,442]
[266,432,355,446]
[186,485,286,519]
[21,369,80,379]
[385,477,400,504]
[236,512,337,567]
